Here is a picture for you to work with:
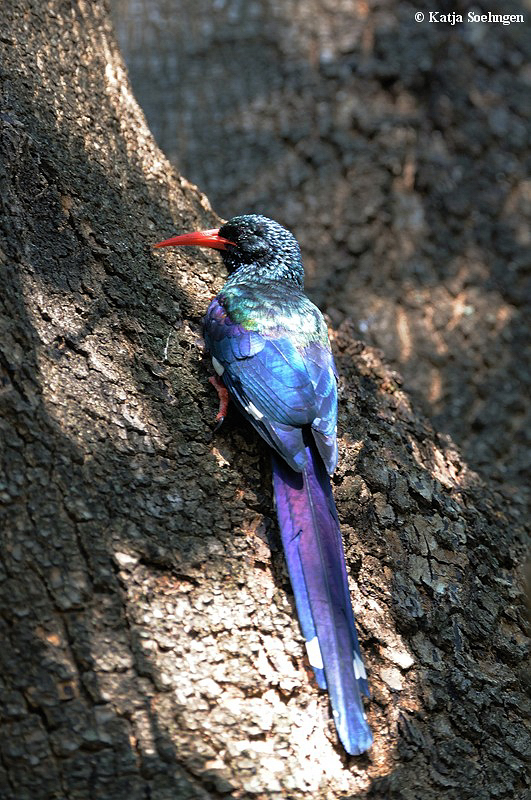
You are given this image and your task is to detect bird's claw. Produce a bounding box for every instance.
[209,374,229,428]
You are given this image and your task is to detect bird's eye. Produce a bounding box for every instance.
[243,233,268,256]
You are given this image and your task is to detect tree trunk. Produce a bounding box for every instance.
[0,2,528,799]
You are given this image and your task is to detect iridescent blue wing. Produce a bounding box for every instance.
[204,297,337,473]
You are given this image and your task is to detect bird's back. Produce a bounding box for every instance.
[204,280,338,474]
[219,280,330,348]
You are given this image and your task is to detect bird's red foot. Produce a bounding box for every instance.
[209,375,229,430]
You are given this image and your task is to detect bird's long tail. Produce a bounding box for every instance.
[272,438,372,755]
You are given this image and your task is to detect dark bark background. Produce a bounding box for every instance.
[0,1,529,799]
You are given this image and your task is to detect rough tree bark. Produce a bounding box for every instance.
[0,2,528,800]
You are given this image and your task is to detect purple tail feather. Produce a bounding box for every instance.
[272,441,372,755]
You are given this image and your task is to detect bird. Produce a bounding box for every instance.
[155,214,372,755]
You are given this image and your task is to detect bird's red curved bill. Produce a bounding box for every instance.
[154,228,235,251]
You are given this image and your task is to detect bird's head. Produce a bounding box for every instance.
[155,214,304,287]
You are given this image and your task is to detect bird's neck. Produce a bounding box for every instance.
[222,259,305,291]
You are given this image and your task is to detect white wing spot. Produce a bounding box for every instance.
[245,401,264,421]
[305,636,324,670]
[212,356,224,375]
[353,652,367,681]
